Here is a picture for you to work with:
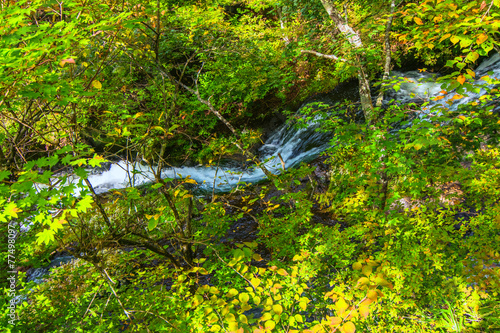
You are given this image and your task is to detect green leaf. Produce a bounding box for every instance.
[233,248,245,261]
[88,154,106,167]
[36,229,55,245]
[148,218,158,231]
[4,202,21,218]
[76,195,93,213]
[467,51,479,63]
[75,167,88,179]
[0,170,11,181]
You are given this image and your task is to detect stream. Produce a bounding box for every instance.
[26,53,500,283]
[82,54,500,194]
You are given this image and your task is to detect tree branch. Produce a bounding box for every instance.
[300,50,347,62]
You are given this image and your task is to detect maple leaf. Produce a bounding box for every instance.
[4,202,21,218]
[76,195,93,213]
[36,229,55,245]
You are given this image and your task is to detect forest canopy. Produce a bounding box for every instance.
[1,0,500,332]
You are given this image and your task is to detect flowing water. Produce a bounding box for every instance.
[387,53,500,113]
[26,53,500,283]
[84,53,499,194]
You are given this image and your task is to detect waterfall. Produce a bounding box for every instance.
[77,53,500,194]
[25,53,500,285]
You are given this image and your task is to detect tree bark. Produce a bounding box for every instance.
[319,0,374,122]
[376,0,396,108]
[300,50,347,62]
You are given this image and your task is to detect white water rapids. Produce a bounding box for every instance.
[25,53,500,284]
[75,53,500,194]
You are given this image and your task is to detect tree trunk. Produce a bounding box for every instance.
[319,0,374,122]
[376,0,396,108]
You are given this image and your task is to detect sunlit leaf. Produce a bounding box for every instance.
[352,262,362,270]
[92,80,102,89]
[457,75,466,85]
[239,293,250,303]
[4,202,21,218]
[343,321,356,333]
[476,33,488,45]
[265,320,275,330]
[272,304,283,315]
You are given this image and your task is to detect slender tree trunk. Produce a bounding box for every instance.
[319,0,374,121]
[376,0,396,108]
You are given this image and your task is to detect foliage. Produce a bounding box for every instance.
[1,0,500,332]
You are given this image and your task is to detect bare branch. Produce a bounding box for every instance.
[300,50,347,62]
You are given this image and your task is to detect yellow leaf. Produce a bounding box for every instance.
[352,262,363,270]
[374,275,390,287]
[225,313,236,322]
[367,290,378,301]
[239,293,250,303]
[362,265,373,276]
[414,17,423,25]
[261,312,272,321]
[272,304,283,315]
[227,288,238,297]
[277,268,288,276]
[251,277,261,287]
[358,277,370,286]
[476,33,488,45]
[343,321,356,333]
[457,75,466,85]
[210,325,221,332]
[359,304,370,318]
[336,297,349,314]
[252,253,263,261]
[92,80,102,89]
[265,320,275,330]
[450,35,460,44]
[466,69,476,78]
[239,314,248,324]
[439,33,451,42]
[467,51,479,63]
[329,316,342,326]
[458,115,466,121]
